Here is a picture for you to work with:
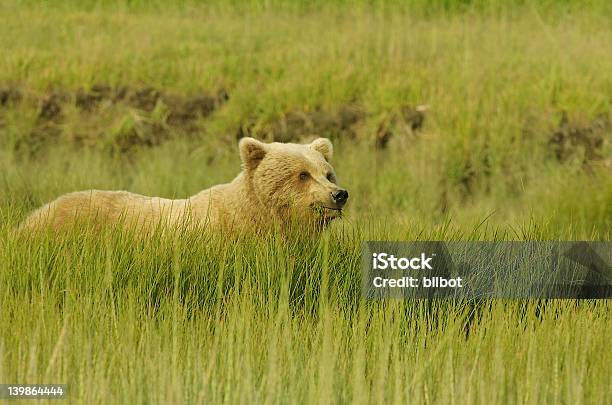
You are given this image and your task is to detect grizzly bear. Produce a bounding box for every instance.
[19,137,349,233]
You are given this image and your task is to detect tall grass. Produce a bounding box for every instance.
[1,222,611,403]
[0,1,611,403]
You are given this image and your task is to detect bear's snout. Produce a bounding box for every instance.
[331,189,349,206]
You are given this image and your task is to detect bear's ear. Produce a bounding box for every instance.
[309,138,333,162]
[239,137,268,170]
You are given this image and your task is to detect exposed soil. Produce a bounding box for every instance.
[38,92,68,122]
[236,103,427,147]
[1,84,229,124]
[2,84,229,154]
[112,120,168,154]
[375,105,428,149]
[75,84,114,111]
[443,109,611,210]
[548,111,610,168]
[163,90,228,126]
[0,86,22,106]
[236,104,366,143]
[72,84,229,124]
[3,84,434,155]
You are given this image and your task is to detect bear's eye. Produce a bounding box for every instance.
[326,172,336,183]
[299,171,310,181]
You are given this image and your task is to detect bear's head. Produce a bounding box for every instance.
[239,137,349,227]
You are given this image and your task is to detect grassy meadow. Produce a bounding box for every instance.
[1,1,611,403]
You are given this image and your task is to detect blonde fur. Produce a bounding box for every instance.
[20,138,347,233]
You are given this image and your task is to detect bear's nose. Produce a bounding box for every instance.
[332,189,349,206]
